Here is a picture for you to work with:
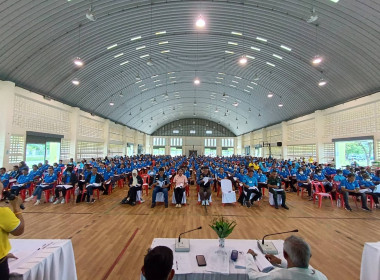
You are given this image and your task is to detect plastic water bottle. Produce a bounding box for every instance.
[337,198,341,208]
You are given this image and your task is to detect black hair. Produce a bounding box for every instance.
[159,167,165,172]
[144,246,173,280]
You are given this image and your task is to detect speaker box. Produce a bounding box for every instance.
[277,142,282,147]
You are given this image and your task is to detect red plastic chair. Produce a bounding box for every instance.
[312,182,334,208]
[142,174,149,196]
[80,187,100,202]
[297,184,308,198]
[65,187,75,203]
[185,184,190,197]
[43,183,57,203]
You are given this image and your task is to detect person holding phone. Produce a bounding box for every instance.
[0,182,25,280]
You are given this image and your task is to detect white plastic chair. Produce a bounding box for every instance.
[221,179,236,206]
[269,191,283,206]
[197,193,212,204]
[171,189,187,205]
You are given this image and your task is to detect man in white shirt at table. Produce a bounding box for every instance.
[246,235,327,279]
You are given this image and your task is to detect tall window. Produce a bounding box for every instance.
[9,135,24,164]
[170,138,183,156]
[222,138,234,156]
[127,143,134,156]
[245,146,251,156]
[153,137,166,155]
[205,138,217,157]
[25,132,62,166]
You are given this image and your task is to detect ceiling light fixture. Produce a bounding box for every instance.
[114,53,124,58]
[196,15,206,28]
[72,79,80,86]
[109,102,114,106]
[131,36,142,41]
[280,45,292,51]
[194,78,200,85]
[155,31,166,35]
[73,57,84,67]
[251,46,261,51]
[312,55,323,65]
[86,4,96,21]
[267,92,274,98]
[231,31,243,36]
[239,55,247,65]
[306,7,319,23]
[256,37,267,42]
[278,104,284,107]
[318,78,327,86]
[120,61,129,66]
[215,108,219,112]
[107,44,117,50]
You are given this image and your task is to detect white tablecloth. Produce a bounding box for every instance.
[9,239,77,280]
[143,238,285,280]
[361,242,380,280]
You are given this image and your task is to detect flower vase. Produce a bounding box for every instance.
[219,238,225,248]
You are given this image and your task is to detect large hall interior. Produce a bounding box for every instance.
[1,0,380,280]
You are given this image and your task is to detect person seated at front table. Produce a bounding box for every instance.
[151,168,170,208]
[25,166,57,205]
[53,165,77,204]
[196,166,214,206]
[267,170,289,210]
[238,169,261,208]
[120,169,143,206]
[246,235,327,279]
[359,174,379,209]
[339,173,371,212]
[84,167,104,203]
[10,169,32,196]
[141,246,174,280]
[296,168,312,200]
[172,168,188,208]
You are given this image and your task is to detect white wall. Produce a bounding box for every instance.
[1,80,147,169]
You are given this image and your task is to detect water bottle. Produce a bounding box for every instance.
[337,198,341,207]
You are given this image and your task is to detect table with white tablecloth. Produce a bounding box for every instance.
[144,238,285,280]
[361,242,380,280]
[9,239,77,280]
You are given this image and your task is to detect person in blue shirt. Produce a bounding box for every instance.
[255,169,268,192]
[84,167,104,203]
[279,166,292,192]
[339,173,370,211]
[53,163,61,175]
[296,168,312,199]
[312,169,333,192]
[102,165,114,195]
[29,165,42,182]
[9,166,20,179]
[25,166,57,205]
[41,160,50,172]
[10,169,31,196]
[359,174,379,208]
[372,170,380,185]
[18,161,29,176]
[333,170,346,183]
[151,168,170,208]
[342,165,351,176]
[58,160,65,168]
[238,169,261,208]
[53,165,78,204]
[147,166,156,188]
[0,168,10,188]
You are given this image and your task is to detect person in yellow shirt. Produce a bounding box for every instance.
[0,182,25,280]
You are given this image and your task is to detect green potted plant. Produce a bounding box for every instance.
[209,216,237,248]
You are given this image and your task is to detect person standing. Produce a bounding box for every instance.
[0,183,25,280]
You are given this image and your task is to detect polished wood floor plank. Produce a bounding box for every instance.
[5,185,380,280]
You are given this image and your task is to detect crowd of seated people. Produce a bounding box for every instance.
[0,156,379,212]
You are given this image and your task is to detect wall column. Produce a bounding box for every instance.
[103,120,110,157]
[281,121,288,159]
[69,107,80,161]
[0,81,16,167]
[314,110,325,163]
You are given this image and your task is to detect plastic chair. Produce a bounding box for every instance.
[268,191,283,206]
[171,190,187,206]
[142,174,150,196]
[312,182,334,208]
[297,184,309,198]
[65,187,75,203]
[197,193,212,205]
[221,179,236,206]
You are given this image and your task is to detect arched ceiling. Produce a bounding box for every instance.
[0,0,379,136]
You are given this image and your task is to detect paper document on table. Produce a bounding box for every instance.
[205,249,229,274]
[202,177,210,184]
[175,183,183,189]
[156,180,164,187]
[255,253,274,272]
[234,252,246,269]
[173,254,192,274]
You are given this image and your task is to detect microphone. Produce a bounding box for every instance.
[261,229,298,244]
[178,226,202,243]
[258,229,298,255]
[175,226,202,252]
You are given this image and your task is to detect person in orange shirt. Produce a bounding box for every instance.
[0,183,25,279]
[172,168,188,208]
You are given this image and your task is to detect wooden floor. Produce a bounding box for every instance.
[6,185,380,280]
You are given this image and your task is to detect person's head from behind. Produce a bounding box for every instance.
[142,246,174,280]
[283,235,311,269]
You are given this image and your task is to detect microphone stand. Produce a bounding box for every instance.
[175,226,202,252]
[257,229,298,254]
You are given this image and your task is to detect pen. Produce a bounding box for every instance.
[176,261,178,270]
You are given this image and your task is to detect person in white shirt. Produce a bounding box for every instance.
[246,235,328,280]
